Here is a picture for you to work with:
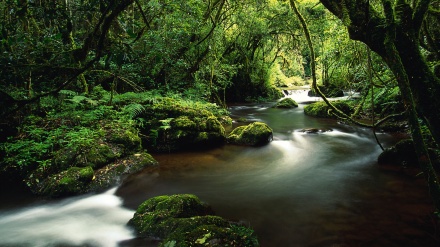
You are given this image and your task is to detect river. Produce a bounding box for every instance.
[0,90,437,246]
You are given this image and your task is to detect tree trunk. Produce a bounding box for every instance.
[319,0,440,211]
[319,0,440,145]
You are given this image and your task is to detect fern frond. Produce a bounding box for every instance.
[66,95,88,104]
[123,103,146,119]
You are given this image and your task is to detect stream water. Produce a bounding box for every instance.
[0,90,438,246]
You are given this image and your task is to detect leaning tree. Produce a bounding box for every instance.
[317,0,440,210]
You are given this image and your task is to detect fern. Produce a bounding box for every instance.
[66,95,88,104]
[159,118,174,130]
[123,103,146,119]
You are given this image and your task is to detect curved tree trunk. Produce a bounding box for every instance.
[319,0,440,211]
[319,0,440,145]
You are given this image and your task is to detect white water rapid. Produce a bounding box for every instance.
[0,188,135,247]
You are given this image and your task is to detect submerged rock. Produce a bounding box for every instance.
[129,194,259,247]
[300,128,333,134]
[227,122,273,146]
[273,98,298,108]
[378,139,418,166]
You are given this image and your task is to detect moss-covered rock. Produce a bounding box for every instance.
[152,115,226,152]
[129,194,214,238]
[75,144,118,169]
[89,151,158,192]
[171,116,197,130]
[129,194,259,247]
[105,123,142,154]
[227,122,273,146]
[273,98,298,108]
[304,100,354,119]
[307,85,344,97]
[38,166,94,197]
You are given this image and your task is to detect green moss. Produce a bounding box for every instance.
[273,98,298,108]
[304,100,353,118]
[107,123,142,153]
[171,116,197,130]
[129,194,259,247]
[204,116,225,135]
[153,115,226,152]
[130,194,214,237]
[77,144,118,169]
[227,122,273,146]
[88,151,158,192]
[40,166,94,197]
[161,216,259,247]
[53,148,77,170]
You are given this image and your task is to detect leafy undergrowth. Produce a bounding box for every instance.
[0,86,229,197]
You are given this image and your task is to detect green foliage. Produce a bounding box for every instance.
[123,103,146,119]
[363,86,403,116]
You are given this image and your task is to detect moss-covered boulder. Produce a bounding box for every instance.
[128,97,230,152]
[38,166,94,197]
[129,194,259,247]
[273,98,298,108]
[75,144,119,169]
[105,122,142,154]
[304,100,354,118]
[129,194,214,237]
[152,115,226,152]
[227,122,273,146]
[378,139,419,167]
[307,85,344,97]
[89,151,158,192]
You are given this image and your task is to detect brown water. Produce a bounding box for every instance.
[117,93,439,246]
[0,91,438,246]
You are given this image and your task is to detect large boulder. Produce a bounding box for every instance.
[273,98,298,108]
[227,122,273,146]
[150,115,227,152]
[129,194,259,247]
[136,97,229,152]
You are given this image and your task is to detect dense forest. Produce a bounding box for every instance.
[1,0,440,246]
